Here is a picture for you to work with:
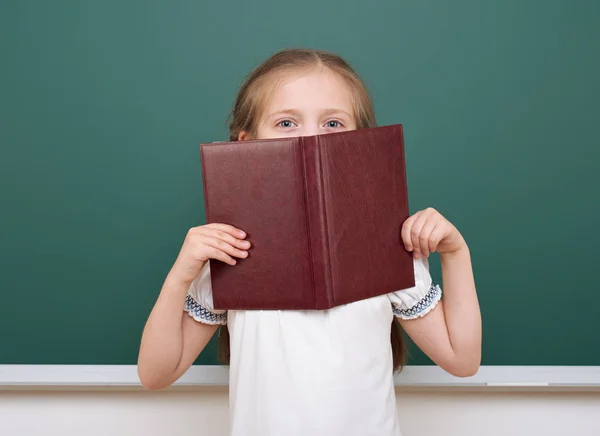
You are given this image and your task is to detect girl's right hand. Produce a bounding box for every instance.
[170,223,250,284]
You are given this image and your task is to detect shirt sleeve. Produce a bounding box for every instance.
[183,261,228,325]
[387,257,442,320]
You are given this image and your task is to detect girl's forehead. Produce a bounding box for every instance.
[264,69,354,114]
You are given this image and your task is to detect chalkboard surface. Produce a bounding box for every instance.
[1,0,598,366]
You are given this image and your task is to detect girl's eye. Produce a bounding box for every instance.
[277,120,295,128]
[325,120,342,128]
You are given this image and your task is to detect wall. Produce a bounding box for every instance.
[1,388,599,436]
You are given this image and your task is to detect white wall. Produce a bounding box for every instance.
[1,388,599,436]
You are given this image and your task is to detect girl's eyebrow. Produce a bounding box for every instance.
[320,108,352,118]
[268,108,352,119]
[268,109,302,119]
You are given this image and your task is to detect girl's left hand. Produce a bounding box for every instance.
[401,207,466,258]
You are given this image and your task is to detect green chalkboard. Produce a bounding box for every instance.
[1,0,598,367]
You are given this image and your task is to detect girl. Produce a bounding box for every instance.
[138,48,481,436]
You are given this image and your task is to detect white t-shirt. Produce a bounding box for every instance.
[184,258,441,436]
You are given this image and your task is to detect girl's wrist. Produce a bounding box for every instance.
[440,239,470,261]
[164,266,196,292]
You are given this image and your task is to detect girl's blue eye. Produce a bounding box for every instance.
[278,120,294,128]
[326,120,341,128]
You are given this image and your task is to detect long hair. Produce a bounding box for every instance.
[219,48,406,372]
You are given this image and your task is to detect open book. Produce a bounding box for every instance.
[200,124,415,310]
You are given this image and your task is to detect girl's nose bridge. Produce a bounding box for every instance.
[300,122,321,137]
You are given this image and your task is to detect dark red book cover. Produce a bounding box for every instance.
[200,124,415,310]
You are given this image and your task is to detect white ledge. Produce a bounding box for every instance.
[1,365,599,391]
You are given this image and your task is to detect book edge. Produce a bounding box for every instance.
[396,125,416,287]
[199,143,217,306]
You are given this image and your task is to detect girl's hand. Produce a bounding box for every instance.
[170,223,250,284]
[401,208,466,259]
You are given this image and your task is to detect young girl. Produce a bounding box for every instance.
[138,48,481,436]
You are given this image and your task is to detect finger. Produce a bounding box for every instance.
[416,208,441,256]
[204,223,247,239]
[428,224,446,253]
[409,212,431,258]
[206,246,237,266]
[419,220,437,258]
[200,235,249,260]
[401,212,421,251]
[202,227,251,250]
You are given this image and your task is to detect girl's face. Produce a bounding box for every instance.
[240,68,357,141]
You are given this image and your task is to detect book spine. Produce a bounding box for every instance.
[301,136,333,310]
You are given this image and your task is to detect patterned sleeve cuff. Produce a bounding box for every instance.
[184,294,227,325]
[391,284,442,320]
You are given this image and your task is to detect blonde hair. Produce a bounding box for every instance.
[220,48,406,372]
[228,48,377,141]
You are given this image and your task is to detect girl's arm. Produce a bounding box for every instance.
[137,224,250,390]
[399,208,482,377]
[137,272,218,390]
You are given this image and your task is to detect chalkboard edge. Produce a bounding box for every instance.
[1,365,600,391]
